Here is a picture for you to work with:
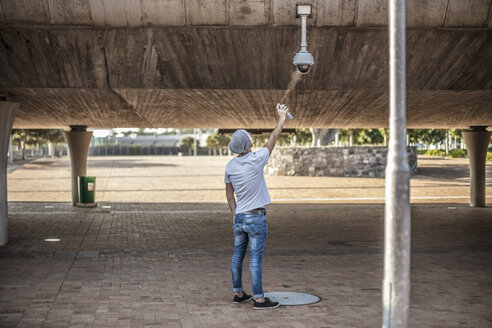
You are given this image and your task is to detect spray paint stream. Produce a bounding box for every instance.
[280,70,302,104]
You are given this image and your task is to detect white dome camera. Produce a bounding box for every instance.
[293,51,314,74]
[293,5,314,74]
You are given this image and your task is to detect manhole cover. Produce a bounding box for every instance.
[264,292,320,306]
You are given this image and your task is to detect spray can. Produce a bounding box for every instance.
[277,103,295,120]
[286,110,295,120]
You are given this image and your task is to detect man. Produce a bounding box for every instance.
[224,104,289,310]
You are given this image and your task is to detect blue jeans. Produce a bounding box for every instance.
[231,213,267,299]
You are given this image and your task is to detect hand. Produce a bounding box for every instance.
[276,103,288,119]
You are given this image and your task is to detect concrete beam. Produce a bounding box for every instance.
[0,2,5,24]
[0,101,18,246]
[89,0,142,27]
[357,0,388,27]
[0,8,490,130]
[1,28,489,91]
[7,88,492,129]
[463,126,491,207]
[46,0,93,25]
[272,0,317,26]
[0,0,50,24]
[316,0,357,26]
[444,0,491,27]
[186,0,228,25]
[64,126,93,206]
[1,0,491,27]
[229,0,268,26]
[142,0,185,26]
[406,0,447,27]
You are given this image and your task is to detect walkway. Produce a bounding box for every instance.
[1,155,491,327]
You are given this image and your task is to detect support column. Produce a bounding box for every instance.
[48,142,54,158]
[1,101,19,246]
[383,0,411,327]
[310,128,338,146]
[64,126,93,206]
[463,126,491,207]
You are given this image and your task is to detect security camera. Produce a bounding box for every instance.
[293,5,314,74]
[293,51,314,74]
[296,64,311,74]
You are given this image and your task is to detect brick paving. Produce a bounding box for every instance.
[1,202,491,327]
[1,155,492,327]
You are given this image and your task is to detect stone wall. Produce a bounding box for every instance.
[266,146,418,178]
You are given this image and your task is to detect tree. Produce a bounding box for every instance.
[40,129,65,158]
[380,128,389,145]
[252,135,268,148]
[180,136,196,155]
[357,129,385,145]
[216,134,231,155]
[449,129,463,149]
[407,129,446,148]
[277,134,291,146]
[295,129,312,146]
[206,133,219,155]
[337,129,362,146]
[12,129,66,159]
[12,130,35,160]
[12,129,42,160]
[41,129,65,144]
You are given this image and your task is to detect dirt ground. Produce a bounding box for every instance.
[7,155,492,204]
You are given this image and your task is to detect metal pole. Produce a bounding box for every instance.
[383,0,411,327]
[301,16,307,51]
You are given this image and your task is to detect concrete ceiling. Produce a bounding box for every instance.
[0,0,491,129]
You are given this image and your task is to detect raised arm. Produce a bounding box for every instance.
[265,104,288,156]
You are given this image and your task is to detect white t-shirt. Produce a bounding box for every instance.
[224,147,271,214]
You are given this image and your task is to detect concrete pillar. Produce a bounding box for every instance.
[48,142,54,158]
[311,129,339,146]
[0,101,19,246]
[463,126,491,207]
[64,126,93,206]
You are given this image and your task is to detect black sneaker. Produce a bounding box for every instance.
[253,297,280,310]
[233,292,252,304]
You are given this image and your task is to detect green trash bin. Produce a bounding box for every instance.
[78,176,96,204]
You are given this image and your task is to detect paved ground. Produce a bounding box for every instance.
[2,155,492,327]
